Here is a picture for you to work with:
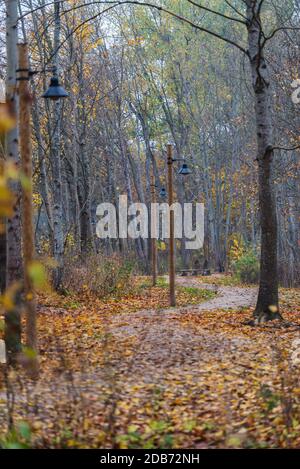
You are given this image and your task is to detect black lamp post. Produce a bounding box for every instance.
[166,144,192,306]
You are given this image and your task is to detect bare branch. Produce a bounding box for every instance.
[263,26,300,44]
[273,144,300,152]
[224,0,248,21]
[186,0,247,24]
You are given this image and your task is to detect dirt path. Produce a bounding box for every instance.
[175,276,257,312]
[106,277,258,377]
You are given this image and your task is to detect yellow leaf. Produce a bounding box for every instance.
[0,103,16,133]
[0,282,21,311]
[28,261,47,288]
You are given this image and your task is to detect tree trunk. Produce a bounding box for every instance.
[51,0,64,290]
[246,1,281,323]
[32,88,53,238]
[0,228,5,293]
[18,44,38,376]
[76,51,94,255]
[4,0,23,363]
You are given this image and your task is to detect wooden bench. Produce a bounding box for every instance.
[177,269,211,277]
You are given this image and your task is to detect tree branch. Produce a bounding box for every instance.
[263,26,300,44]
[224,0,248,21]
[186,0,247,24]
[272,144,300,152]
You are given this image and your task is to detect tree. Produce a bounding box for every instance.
[245,0,280,322]
[4,0,23,363]
[51,0,65,290]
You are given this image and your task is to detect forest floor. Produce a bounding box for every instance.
[1,275,300,449]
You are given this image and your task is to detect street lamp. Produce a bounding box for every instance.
[159,187,167,198]
[42,73,69,100]
[17,64,69,101]
[16,44,69,376]
[166,144,192,306]
[178,162,192,176]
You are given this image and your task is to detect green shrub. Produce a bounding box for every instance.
[232,250,260,284]
[0,422,32,449]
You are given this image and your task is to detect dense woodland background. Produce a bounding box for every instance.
[1,0,299,288]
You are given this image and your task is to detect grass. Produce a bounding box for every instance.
[36,275,217,315]
[194,273,241,287]
[137,276,168,289]
[135,276,216,309]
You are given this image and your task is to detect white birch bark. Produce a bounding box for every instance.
[5,0,22,361]
[51,0,64,289]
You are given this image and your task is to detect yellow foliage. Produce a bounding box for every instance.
[0,176,15,218]
[27,261,48,289]
[228,234,244,262]
[0,161,19,219]
[0,103,16,133]
[33,192,42,207]
[0,281,22,311]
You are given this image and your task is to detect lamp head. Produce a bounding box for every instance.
[159,187,167,198]
[42,76,69,100]
[178,162,192,176]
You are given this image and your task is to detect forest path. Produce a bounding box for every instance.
[96,279,299,449]
[106,277,258,378]
[6,279,300,449]
[174,276,257,311]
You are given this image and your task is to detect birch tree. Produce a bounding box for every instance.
[50,0,64,290]
[4,0,22,363]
